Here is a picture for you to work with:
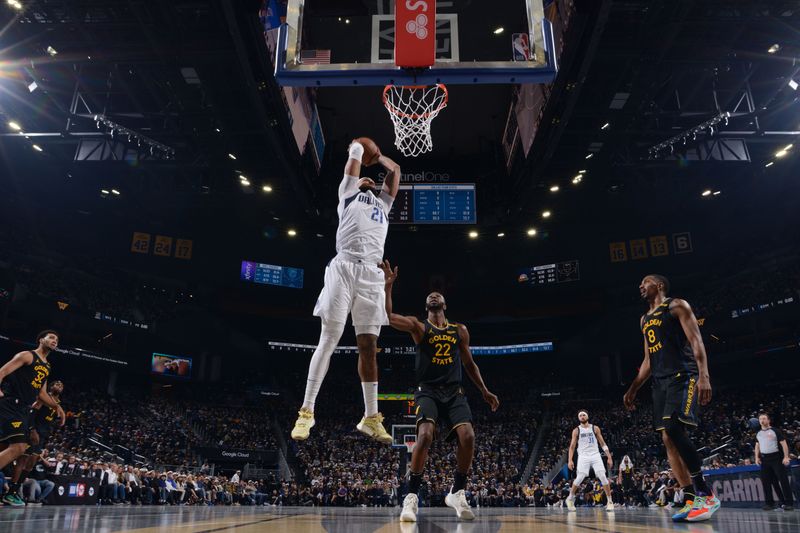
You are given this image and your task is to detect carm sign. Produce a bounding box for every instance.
[395,0,436,67]
[705,464,799,508]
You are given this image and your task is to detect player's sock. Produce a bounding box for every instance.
[408,472,423,495]
[301,321,344,411]
[361,381,378,417]
[451,471,467,493]
[681,486,694,503]
[690,471,711,496]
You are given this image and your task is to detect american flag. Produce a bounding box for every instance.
[300,50,331,65]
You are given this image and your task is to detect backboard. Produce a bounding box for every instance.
[275,0,557,87]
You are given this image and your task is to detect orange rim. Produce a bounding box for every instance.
[383,84,448,120]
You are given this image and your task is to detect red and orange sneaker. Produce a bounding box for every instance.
[686,494,721,522]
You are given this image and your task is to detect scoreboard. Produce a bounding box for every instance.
[388,184,476,224]
[517,260,580,286]
[241,261,304,289]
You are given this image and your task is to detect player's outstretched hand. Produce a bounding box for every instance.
[482,389,499,412]
[697,375,712,406]
[379,260,398,286]
[623,389,636,411]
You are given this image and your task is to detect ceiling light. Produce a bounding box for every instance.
[783,144,793,151]
[345,18,350,24]
[768,44,780,54]
[100,189,109,195]
[549,185,560,192]
[240,179,251,186]
[765,161,774,167]
[713,191,721,196]
[493,27,504,35]
[701,190,712,197]
[527,228,537,237]
[585,153,593,159]
[572,176,582,185]
[789,79,799,91]
[601,122,610,130]
[542,210,551,218]
[578,170,586,174]
[775,149,788,158]
[287,229,297,237]
[7,121,21,131]
[228,153,237,160]
[7,1,23,11]
[215,128,221,133]
[46,46,58,57]
[497,232,505,237]
[262,185,273,193]
[32,144,42,152]
[111,189,120,195]
[239,174,248,181]
[468,230,479,239]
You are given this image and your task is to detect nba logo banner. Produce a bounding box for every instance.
[512,33,532,61]
[396,0,436,67]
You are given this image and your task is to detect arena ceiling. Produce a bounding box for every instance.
[0,0,799,242]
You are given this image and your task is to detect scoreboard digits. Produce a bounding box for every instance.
[388,184,476,224]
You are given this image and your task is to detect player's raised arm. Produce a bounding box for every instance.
[623,317,652,411]
[568,427,578,470]
[456,325,499,412]
[379,260,424,342]
[378,154,401,199]
[670,298,712,405]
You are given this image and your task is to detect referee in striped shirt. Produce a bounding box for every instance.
[755,412,794,511]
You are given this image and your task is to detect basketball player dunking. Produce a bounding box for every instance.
[565,410,615,511]
[0,330,65,506]
[291,139,401,444]
[379,260,499,523]
[624,275,720,522]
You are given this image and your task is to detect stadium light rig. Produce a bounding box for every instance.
[647,112,731,159]
[93,115,175,159]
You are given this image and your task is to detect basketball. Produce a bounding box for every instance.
[748,417,760,430]
[354,136,381,166]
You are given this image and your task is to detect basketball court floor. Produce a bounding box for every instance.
[1,506,796,532]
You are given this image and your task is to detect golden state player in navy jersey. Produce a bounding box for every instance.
[380,260,499,523]
[624,275,720,522]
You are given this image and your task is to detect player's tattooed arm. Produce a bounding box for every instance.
[0,351,34,398]
[568,428,578,470]
[458,325,499,412]
[379,260,424,343]
[670,298,712,405]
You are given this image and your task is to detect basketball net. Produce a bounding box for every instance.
[383,84,448,157]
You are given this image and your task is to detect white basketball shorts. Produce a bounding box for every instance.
[577,454,606,477]
[313,255,388,334]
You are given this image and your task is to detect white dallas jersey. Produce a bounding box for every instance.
[577,424,601,456]
[335,174,394,264]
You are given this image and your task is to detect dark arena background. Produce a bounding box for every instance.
[0,0,799,531]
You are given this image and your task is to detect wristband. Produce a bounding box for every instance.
[348,142,364,163]
[603,446,610,453]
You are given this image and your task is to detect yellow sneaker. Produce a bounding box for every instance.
[291,408,315,441]
[356,412,393,444]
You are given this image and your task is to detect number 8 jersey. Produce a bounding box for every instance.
[641,298,698,379]
[335,174,394,264]
[416,320,462,387]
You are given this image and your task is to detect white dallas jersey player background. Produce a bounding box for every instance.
[313,174,395,332]
[576,424,607,477]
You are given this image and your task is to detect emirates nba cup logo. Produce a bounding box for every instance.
[406,13,429,40]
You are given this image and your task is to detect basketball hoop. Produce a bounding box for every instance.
[382,84,448,157]
[404,435,417,454]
